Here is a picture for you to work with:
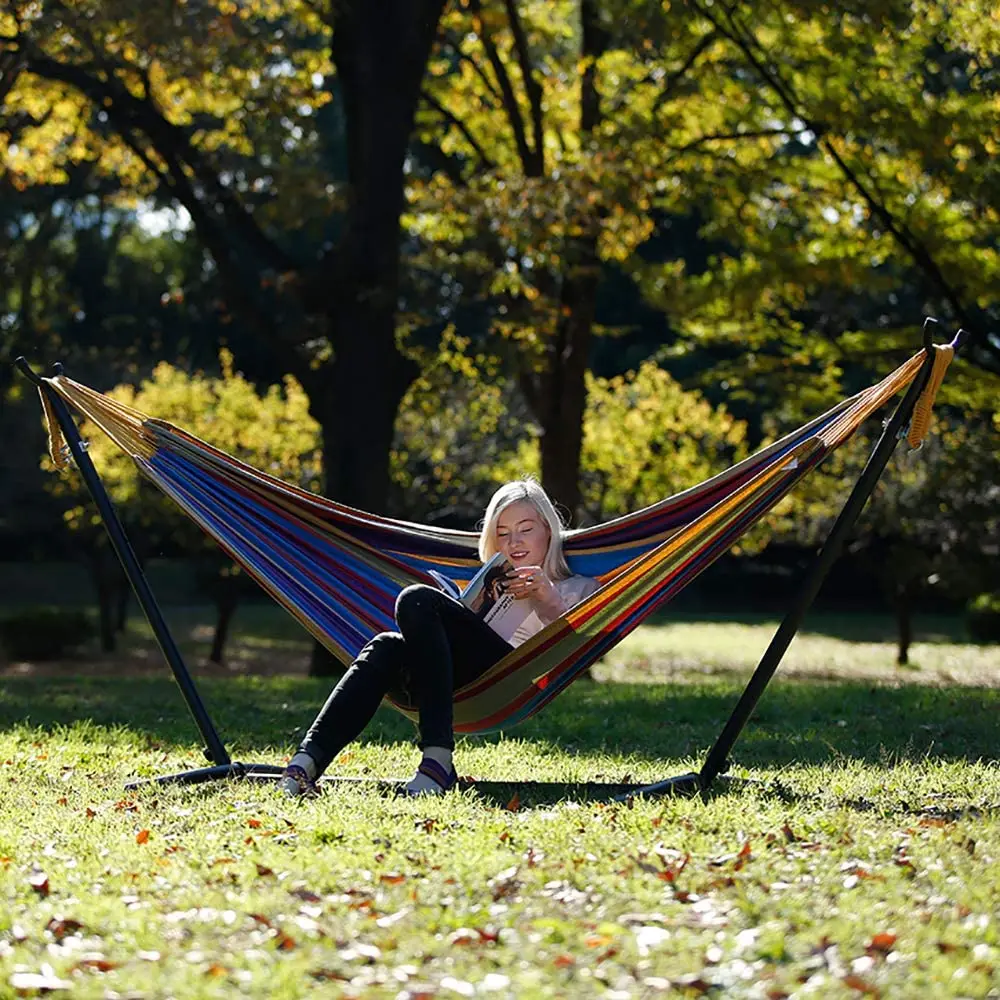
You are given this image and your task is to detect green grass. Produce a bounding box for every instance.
[1,644,999,997]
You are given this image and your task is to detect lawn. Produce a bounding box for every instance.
[1,607,998,998]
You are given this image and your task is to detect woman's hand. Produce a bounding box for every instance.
[505,566,565,621]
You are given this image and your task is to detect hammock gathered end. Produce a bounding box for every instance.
[906,343,954,449]
[35,348,949,733]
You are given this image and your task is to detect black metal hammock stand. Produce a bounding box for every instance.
[13,319,968,798]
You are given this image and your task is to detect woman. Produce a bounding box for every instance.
[280,479,601,797]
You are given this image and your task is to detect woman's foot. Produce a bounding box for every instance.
[279,753,320,798]
[403,755,458,796]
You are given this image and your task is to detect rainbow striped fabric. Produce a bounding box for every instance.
[40,351,927,732]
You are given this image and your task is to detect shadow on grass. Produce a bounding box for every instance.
[1,673,997,773]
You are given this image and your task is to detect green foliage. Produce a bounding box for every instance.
[0,606,93,660]
[1,0,331,212]
[46,350,322,531]
[580,359,750,523]
[391,329,529,522]
[43,353,322,659]
[631,0,1000,406]
[966,593,1000,644]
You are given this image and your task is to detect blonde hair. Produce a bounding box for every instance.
[478,479,572,581]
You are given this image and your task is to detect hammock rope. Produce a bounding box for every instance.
[36,349,944,733]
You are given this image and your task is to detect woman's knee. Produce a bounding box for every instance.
[353,630,405,677]
[394,584,442,629]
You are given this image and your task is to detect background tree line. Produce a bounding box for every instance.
[2,0,997,669]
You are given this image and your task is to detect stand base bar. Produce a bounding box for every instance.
[125,762,285,790]
[613,771,703,801]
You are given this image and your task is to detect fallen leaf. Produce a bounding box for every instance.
[85,807,96,819]
[255,864,275,877]
[867,932,897,954]
[488,865,520,901]
[75,958,117,973]
[375,908,410,929]
[311,969,350,982]
[28,872,49,896]
[379,873,406,885]
[136,829,150,845]
[440,976,475,996]
[553,954,575,968]
[505,792,521,812]
[45,918,83,940]
[247,819,262,829]
[842,973,879,996]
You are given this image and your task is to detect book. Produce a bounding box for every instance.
[430,552,533,644]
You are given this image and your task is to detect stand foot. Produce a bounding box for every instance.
[125,762,285,790]
[613,771,704,802]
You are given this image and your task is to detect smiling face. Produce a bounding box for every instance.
[495,500,551,569]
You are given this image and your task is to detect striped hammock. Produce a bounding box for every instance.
[38,350,940,734]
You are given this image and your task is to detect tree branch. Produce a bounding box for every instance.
[421,88,495,169]
[440,35,503,106]
[693,0,978,337]
[673,126,809,152]
[651,30,718,116]
[24,11,298,278]
[502,0,545,173]
[469,0,539,175]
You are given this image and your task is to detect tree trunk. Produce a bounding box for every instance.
[894,586,914,666]
[209,596,237,665]
[115,583,129,633]
[533,0,607,526]
[305,0,444,677]
[538,258,599,523]
[86,547,117,653]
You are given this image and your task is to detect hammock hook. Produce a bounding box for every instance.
[13,356,44,386]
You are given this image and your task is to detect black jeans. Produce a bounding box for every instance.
[297,584,513,775]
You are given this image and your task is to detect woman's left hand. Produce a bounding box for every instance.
[506,566,563,616]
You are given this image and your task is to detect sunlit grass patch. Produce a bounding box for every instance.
[1,669,998,997]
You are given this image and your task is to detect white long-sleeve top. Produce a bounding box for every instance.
[506,574,602,648]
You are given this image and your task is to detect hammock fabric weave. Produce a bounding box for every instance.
[39,351,933,733]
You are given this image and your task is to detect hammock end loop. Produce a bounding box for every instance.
[906,342,954,449]
[38,385,72,472]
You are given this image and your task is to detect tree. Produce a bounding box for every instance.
[636,0,1000,407]
[578,360,749,524]
[3,0,447,517]
[5,0,449,674]
[847,417,999,664]
[408,0,662,520]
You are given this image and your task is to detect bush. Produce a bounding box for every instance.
[966,593,1000,643]
[0,607,94,661]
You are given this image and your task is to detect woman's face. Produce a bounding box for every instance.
[495,500,550,568]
